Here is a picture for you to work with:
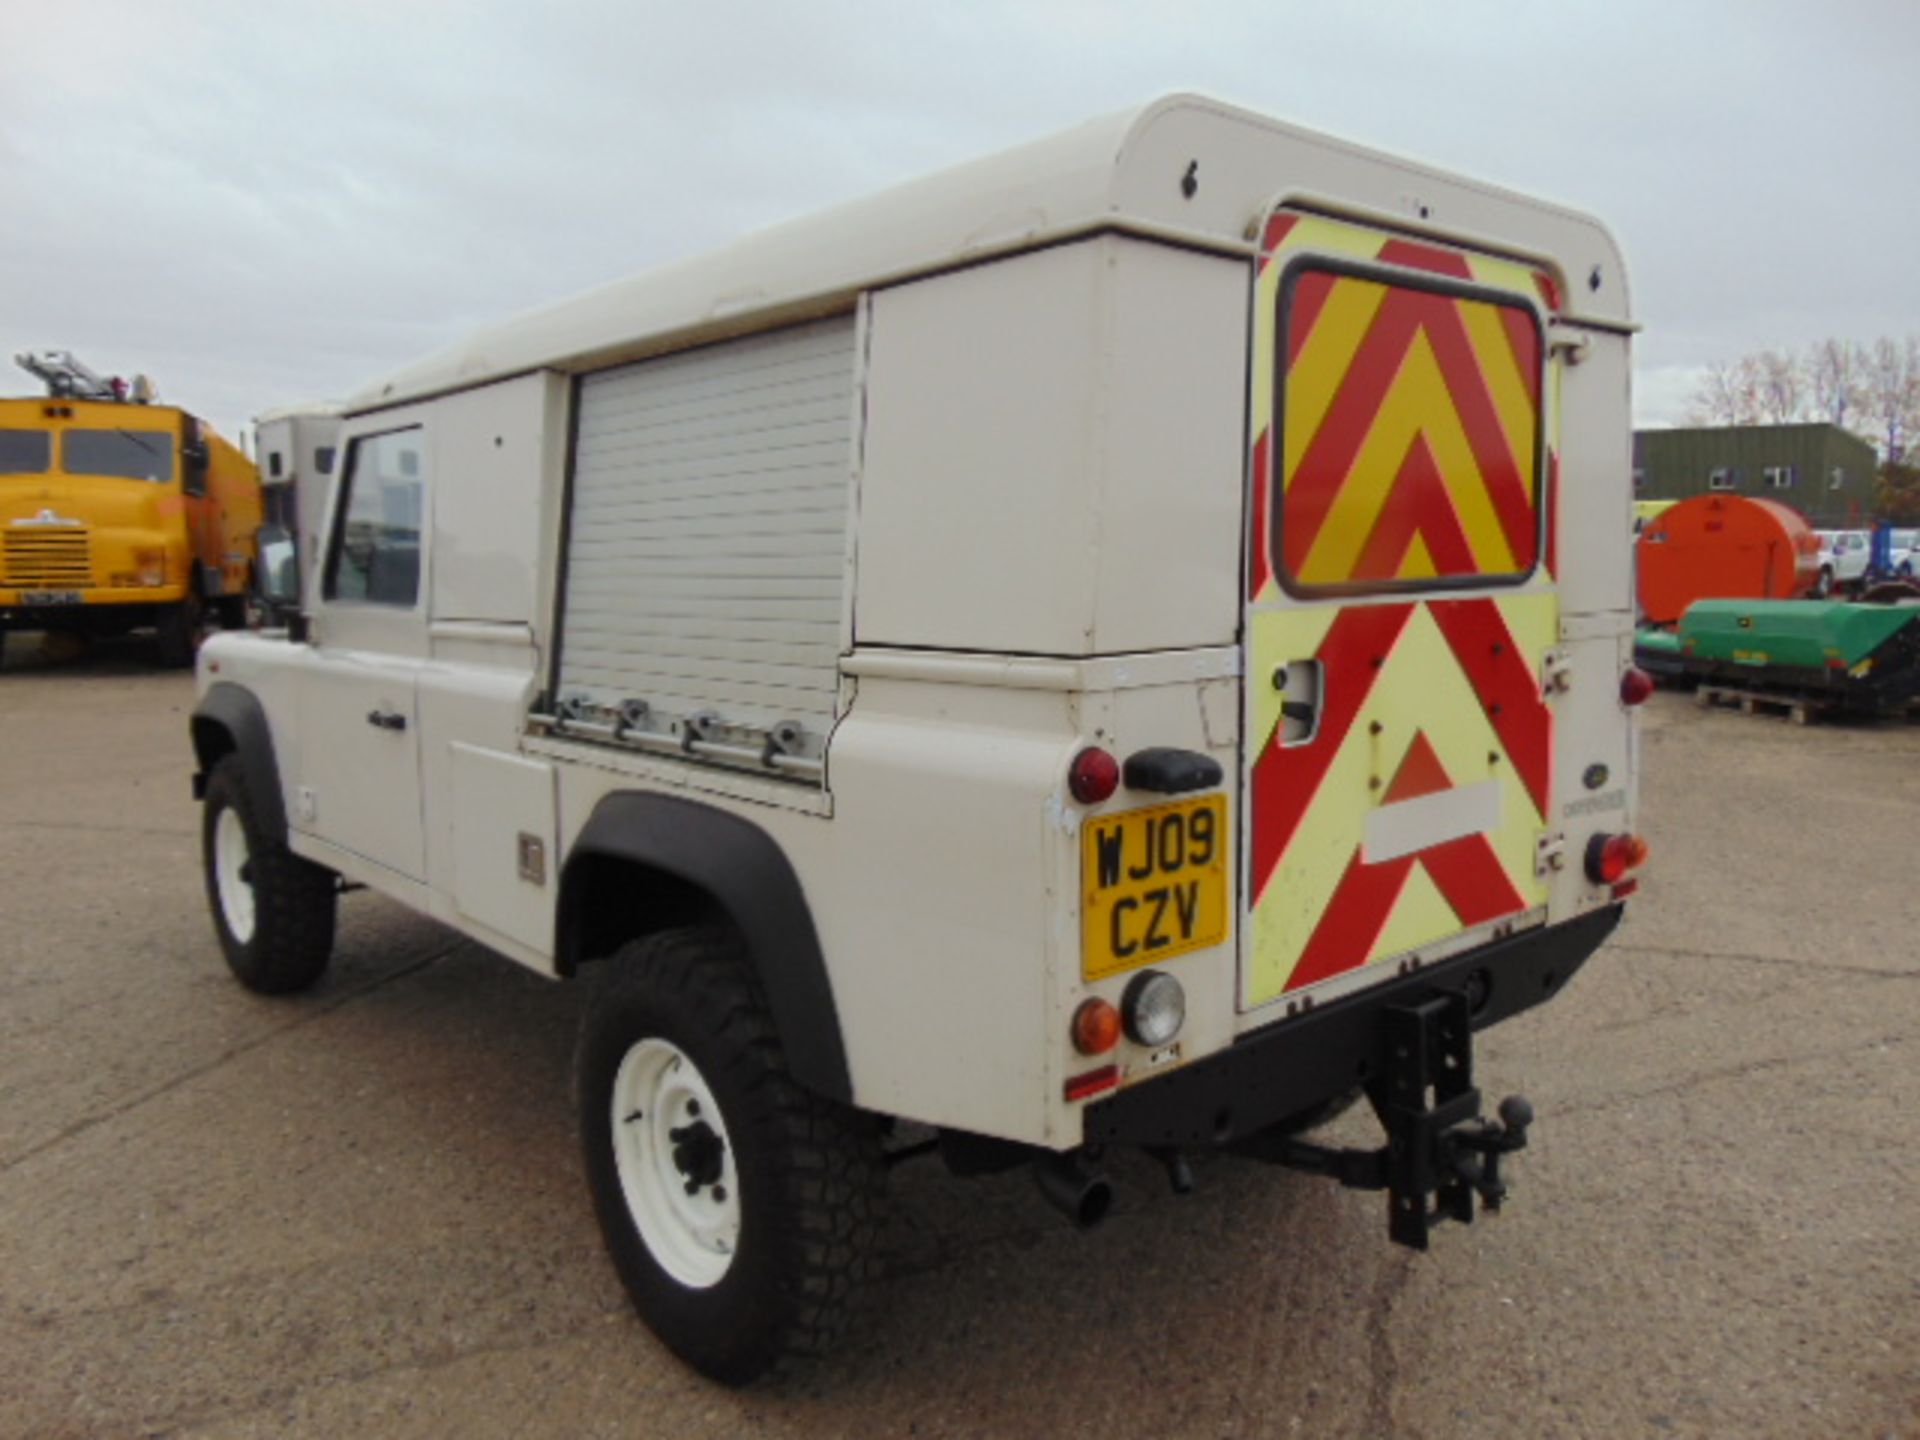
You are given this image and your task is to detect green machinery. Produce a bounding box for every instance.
[1636,599,1920,716]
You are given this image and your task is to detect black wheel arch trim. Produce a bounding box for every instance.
[558,790,851,1104]
[190,682,289,845]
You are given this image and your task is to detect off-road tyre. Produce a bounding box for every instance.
[576,927,884,1385]
[201,754,337,993]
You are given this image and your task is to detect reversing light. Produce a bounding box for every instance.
[1620,665,1656,706]
[1071,998,1121,1056]
[1121,970,1186,1047]
[1585,831,1650,885]
[1068,747,1120,804]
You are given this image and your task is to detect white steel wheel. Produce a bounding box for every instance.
[610,1037,741,1289]
[212,806,257,945]
[578,928,886,1384]
[199,755,337,995]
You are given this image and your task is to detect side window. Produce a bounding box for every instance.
[325,427,425,607]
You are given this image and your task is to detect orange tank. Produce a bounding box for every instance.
[1635,494,1819,626]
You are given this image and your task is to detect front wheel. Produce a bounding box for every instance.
[1812,566,1834,598]
[201,755,337,993]
[154,595,204,668]
[576,928,884,1384]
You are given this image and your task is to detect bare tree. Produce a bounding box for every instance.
[1688,356,1765,425]
[1804,338,1862,427]
[1860,336,1920,462]
[1755,349,1802,423]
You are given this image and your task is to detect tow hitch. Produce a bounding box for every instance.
[1234,991,1534,1250]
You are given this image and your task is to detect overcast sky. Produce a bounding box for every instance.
[5,0,1916,439]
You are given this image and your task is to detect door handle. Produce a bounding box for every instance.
[366,709,407,732]
[1272,660,1325,746]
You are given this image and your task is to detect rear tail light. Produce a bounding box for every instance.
[1068,747,1120,804]
[1620,665,1656,706]
[1585,831,1650,885]
[1070,998,1121,1055]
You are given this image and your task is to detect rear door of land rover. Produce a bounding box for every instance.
[1242,208,1561,1015]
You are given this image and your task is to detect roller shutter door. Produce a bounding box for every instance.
[556,316,857,773]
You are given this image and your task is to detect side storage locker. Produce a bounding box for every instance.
[554,317,859,778]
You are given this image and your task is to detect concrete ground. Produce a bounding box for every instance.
[1,639,1915,1439]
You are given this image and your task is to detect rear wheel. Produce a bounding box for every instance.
[1813,566,1834,598]
[576,928,883,1384]
[201,755,337,993]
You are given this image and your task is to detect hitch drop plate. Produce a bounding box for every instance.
[1243,988,1535,1251]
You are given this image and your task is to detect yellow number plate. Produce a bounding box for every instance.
[1082,794,1229,980]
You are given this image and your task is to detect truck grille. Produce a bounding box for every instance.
[4,528,92,588]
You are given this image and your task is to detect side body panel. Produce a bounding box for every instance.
[1542,319,1638,919]
[856,236,1246,656]
[193,426,263,600]
[415,374,560,967]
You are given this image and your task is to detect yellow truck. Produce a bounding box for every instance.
[0,350,262,665]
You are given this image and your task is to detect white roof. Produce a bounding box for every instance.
[255,400,343,425]
[349,94,1629,414]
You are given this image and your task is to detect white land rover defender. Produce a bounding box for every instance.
[191,96,1648,1383]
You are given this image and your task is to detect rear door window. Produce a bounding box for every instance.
[1273,258,1544,596]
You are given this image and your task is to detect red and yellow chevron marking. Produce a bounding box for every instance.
[1248,211,1560,602]
[1243,590,1556,1007]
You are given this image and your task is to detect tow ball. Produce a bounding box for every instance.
[1234,991,1535,1250]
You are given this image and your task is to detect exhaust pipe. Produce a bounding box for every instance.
[1032,1151,1114,1229]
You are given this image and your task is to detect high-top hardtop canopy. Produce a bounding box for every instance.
[347,93,1629,415]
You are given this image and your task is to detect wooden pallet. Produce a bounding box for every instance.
[1693,684,1834,725]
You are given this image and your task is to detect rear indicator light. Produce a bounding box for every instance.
[1071,998,1121,1055]
[1620,666,1656,706]
[1068,747,1120,804]
[1610,878,1640,900]
[1586,831,1650,885]
[1063,1065,1120,1103]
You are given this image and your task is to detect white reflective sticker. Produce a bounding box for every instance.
[1363,779,1503,864]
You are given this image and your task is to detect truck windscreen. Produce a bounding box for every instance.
[0,428,52,475]
[63,428,176,482]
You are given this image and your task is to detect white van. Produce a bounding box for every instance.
[190,95,1646,1383]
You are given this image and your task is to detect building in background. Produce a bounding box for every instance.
[1632,423,1879,527]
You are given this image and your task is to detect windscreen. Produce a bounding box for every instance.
[63,428,176,482]
[0,428,52,475]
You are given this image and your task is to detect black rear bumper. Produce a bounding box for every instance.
[1082,904,1622,1149]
